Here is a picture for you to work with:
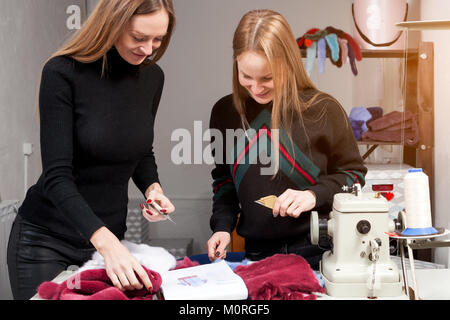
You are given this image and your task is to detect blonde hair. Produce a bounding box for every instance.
[51,0,176,73]
[232,9,322,174]
[36,0,175,118]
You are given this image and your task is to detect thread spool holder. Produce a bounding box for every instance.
[389,211,450,300]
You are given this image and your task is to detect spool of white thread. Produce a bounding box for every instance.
[402,168,437,236]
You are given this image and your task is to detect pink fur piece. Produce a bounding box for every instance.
[173,256,200,270]
[37,266,161,300]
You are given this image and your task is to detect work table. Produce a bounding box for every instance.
[31,268,450,300]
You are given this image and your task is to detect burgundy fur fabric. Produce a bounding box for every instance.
[37,266,161,300]
[234,254,325,300]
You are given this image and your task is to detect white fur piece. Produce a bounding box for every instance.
[77,240,177,274]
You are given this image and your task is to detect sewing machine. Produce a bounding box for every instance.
[310,184,403,298]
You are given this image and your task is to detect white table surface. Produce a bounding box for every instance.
[32,268,450,300]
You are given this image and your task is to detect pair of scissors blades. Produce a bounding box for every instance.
[149,201,175,224]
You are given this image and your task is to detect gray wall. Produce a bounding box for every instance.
[0,0,87,300]
[0,0,86,201]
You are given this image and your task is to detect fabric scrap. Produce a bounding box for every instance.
[325,33,340,62]
[306,41,317,76]
[38,266,161,300]
[317,38,326,74]
[173,256,201,270]
[234,254,325,300]
[349,106,372,140]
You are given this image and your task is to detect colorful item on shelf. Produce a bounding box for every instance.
[297,26,362,76]
[366,106,384,125]
[305,29,329,41]
[297,28,320,47]
[317,38,326,74]
[347,41,358,75]
[324,33,340,62]
[325,26,363,61]
[338,38,349,65]
[362,110,419,146]
[305,41,317,76]
[367,110,415,131]
[349,106,373,140]
[328,40,343,68]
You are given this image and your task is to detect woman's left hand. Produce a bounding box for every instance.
[141,183,175,222]
[272,189,316,218]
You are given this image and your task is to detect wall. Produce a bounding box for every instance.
[420,0,450,268]
[0,0,86,201]
[0,0,86,299]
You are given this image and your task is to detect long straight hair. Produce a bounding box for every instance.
[37,0,175,118]
[51,0,176,73]
[232,9,322,174]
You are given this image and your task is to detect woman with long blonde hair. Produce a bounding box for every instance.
[207,10,366,268]
[8,0,176,299]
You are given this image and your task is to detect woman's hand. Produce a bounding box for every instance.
[207,231,231,261]
[90,227,153,291]
[142,182,175,222]
[272,189,316,218]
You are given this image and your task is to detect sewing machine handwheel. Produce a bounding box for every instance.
[310,211,319,245]
[395,210,407,232]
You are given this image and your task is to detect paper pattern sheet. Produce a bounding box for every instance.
[161,260,248,300]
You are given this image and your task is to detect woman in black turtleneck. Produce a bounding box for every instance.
[7,0,176,300]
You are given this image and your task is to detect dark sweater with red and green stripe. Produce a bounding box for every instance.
[209,90,367,242]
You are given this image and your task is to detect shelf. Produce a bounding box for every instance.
[361,49,417,58]
[357,141,404,160]
[396,20,450,30]
[300,48,418,59]
[357,141,403,146]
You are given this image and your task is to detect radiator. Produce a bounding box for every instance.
[0,200,19,300]
[125,198,150,244]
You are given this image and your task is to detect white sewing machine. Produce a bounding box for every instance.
[310,184,403,298]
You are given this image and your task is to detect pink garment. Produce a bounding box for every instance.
[173,256,200,270]
[38,266,161,300]
[363,111,419,145]
[338,38,348,65]
[234,254,325,300]
[366,110,415,131]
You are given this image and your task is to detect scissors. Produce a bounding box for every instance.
[148,200,176,224]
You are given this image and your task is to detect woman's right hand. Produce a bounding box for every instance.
[207,231,231,261]
[90,227,153,291]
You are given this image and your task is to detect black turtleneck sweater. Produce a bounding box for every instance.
[19,47,163,245]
